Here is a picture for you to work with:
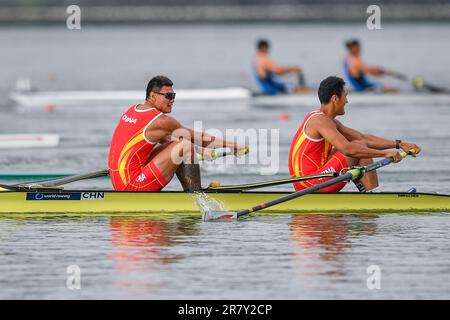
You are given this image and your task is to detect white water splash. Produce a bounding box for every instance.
[190,192,226,214]
[190,192,236,221]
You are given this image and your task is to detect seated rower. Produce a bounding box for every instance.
[343,39,398,93]
[254,39,310,95]
[108,75,247,192]
[288,76,421,193]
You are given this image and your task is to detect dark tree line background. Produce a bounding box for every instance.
[2,0,448,6]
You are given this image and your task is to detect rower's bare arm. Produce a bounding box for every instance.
[145,114,182,143]
[190,130,247,156]
[335,120,421,155]
[313,116,390,158]
[336,120,395,149]
[266,60,300,76]
[145,116,219,147]
[355,59,384,76]
[146,116,247,155]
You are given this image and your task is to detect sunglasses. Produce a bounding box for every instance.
[153,91,176,100]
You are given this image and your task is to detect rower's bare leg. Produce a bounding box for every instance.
[293,85,311,93]
[293,71,310,93]
[175,163,201,191]
[358,158,379,191]
[145,139,202,191]
[383,86,399,93]
[342,140,379,192]
[345,155,379,191]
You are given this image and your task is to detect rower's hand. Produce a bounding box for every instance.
[385,150,403,163]
[292,66,302,74]
[233,144,249,157]
[199,148,217,161]
[389,71,408,80]
[400,142,421,157]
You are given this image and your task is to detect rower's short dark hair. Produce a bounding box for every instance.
[318,76,346,104]
[146,75,173,100]
[345,38,360,49]
[257,39,270,51]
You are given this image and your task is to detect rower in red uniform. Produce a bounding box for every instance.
[109,75,246,192]
[288,76,421,192]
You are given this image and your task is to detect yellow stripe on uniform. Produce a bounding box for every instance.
[117,130,145,185]
[322,140,331,167]
[118,130,145,165]
[290,133,307,175]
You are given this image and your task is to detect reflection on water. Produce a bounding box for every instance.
[110,216,199,273]
[0,213,450,299]
[289,214,378,279]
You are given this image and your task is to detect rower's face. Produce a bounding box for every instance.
[335,87,348,115]
[350,44,361,55]
[151,85,175,113]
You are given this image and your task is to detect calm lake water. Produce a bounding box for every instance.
[0,23,450,299]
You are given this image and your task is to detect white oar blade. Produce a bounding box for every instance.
[202,211,237,222]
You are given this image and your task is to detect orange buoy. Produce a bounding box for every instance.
[45,104,55,112]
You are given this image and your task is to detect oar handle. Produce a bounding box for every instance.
[353,149,416,181]
[401,148,416,158]
[197,147,249,161]
[387,148,416,165]
[389,71,408,81]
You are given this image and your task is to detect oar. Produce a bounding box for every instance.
[0,183,63,192]
[203,149,415,221]
[0,169,109,191]
[206,172,338,191]
[389,72,450,93]
[197,146,249,161]
[411,77,449,93]
[0,147,249,192]
[38,169,110,187]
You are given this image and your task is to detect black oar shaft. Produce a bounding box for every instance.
[40,169,109,186]
[0,169,110,191]
[237,172,353,217]
[235,149,415,218]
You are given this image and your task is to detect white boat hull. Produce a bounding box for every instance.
[9,88,450,108]
[10,88,251,107]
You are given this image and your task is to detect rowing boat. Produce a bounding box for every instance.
[0,150,446,215]
[0,189,449,214]
[251,92,450,107]
[10,88,450,108]
[10,88,251,107]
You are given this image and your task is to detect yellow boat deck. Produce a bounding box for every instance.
[0,190,449,215]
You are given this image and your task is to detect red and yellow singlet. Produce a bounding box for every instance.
[108,105,169,191]
[288,111,348,192]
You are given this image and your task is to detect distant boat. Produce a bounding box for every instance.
[10,78,450,109]
[10,88,251,108]
[0,134,59,149]
[10,88,450,109]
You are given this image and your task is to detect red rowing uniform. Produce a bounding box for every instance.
[288,110,348,192]
[108,104,169,191]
